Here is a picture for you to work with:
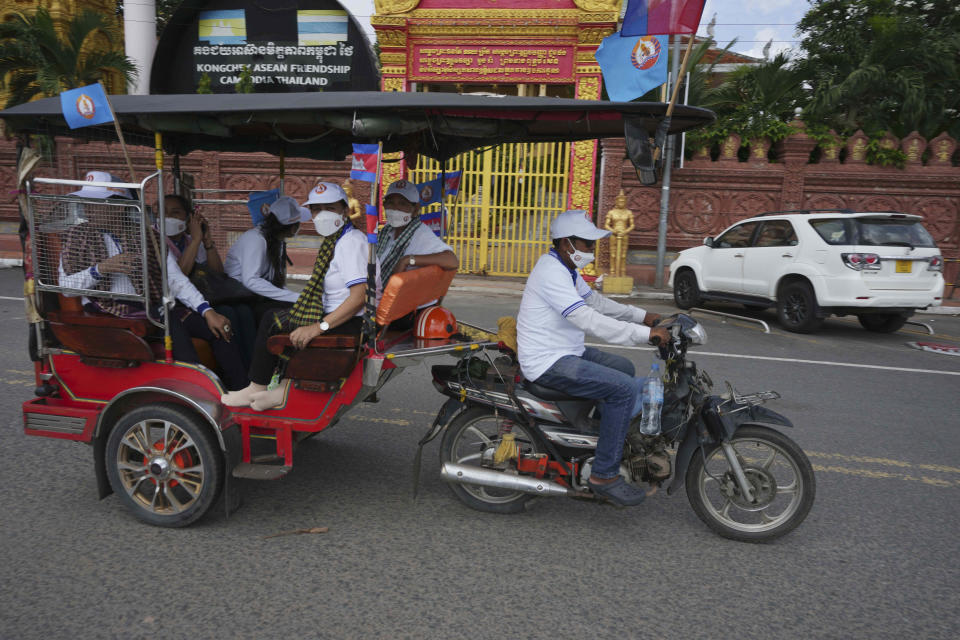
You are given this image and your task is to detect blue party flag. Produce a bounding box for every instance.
[60,83,114,129]
[247,188,280,226]
[595,33,669,102]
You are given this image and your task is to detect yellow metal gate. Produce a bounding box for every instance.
[410,142,571,277]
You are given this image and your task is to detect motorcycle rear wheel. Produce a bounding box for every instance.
[440,406,542,514]
[685,425,815,542]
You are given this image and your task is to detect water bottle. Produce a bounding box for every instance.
[638,363,664,436]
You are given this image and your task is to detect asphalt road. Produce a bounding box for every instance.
[1,268,958,640]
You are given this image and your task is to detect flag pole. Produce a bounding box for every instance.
[653,33,695,164]
[99,82,136,182]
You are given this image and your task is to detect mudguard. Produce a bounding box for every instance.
[666,399,793,495]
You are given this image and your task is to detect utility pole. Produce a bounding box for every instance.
[123,0,157,94]
[654,36,683,289]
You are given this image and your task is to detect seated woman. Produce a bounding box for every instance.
[221,183,381,411]
[223,193,308,322]
[58,171,248,391]
[164,194,256,367]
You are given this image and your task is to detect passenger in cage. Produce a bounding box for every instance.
[376,179,458,328]
[221,182,382,411]
[57,171,248,391]
[164,194,256,368]
[223,193,308,322]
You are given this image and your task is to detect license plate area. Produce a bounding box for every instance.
[895,260,912,273]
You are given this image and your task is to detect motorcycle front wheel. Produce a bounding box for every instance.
[440,406,543,514]
[685,425,815,542]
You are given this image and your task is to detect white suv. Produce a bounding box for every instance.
[668,210,945,333]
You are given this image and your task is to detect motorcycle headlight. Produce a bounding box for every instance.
[683,322,707,345]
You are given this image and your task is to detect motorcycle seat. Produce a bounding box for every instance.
[522,380,588,402]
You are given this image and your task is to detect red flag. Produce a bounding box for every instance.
[621,0,706,37]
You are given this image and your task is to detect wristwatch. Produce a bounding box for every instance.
[319,321,330,332]
[408,256,416,267]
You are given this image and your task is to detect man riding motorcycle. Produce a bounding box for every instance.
[516,209,668,507]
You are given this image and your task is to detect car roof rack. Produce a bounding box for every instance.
[755,209,856,217]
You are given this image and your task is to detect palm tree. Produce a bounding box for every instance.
[0,7,137,108]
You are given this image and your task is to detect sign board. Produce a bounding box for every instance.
[410,41,575,83]
[151,0,379,94]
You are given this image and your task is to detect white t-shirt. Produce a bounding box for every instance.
[224,228,298,303]
[517,250,594,381]
[322,228,382,315]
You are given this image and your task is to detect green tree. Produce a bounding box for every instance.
[797,0,960,138]
[0,8,137,108]
[235,65,254,93]
[196,72,212,94]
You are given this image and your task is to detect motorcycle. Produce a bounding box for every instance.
[426,314,816,542]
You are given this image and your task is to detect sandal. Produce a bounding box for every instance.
[588,476,649,507]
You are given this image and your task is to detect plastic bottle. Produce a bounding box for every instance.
[637,363,663,436]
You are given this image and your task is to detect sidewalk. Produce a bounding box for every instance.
[447,275,960,315]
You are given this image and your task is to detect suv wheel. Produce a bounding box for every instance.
[777,281,824,333]
[673,270,702,309]
[857,313,907,333]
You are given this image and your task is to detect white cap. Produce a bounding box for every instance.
[304,181,348,207]
[268,195,311,224]
[550,209,611,240]
[68,170,135,200]
[385,179,420,205]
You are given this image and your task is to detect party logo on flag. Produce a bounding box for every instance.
[420,184,434,203]
[297,10,348,46]
[198,10,247,45]
[350,144,379,182]
[60,83,114,129]
[632,36,661,70]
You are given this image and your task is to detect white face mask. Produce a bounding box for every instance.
[164,218,187,237]
[567,238,595,268]
[384,208,413,228]
[313,211,344,237]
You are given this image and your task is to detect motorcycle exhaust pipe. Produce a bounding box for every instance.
[441,462,570,497]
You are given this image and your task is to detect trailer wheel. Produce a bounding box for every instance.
[105,404,222,527]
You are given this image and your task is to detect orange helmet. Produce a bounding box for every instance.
[416,306,457,339]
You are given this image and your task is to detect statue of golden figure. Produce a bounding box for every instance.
[341,178,365,227]
[604,190,634,278]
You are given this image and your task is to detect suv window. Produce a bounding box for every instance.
[809,218,850,245]
[755,221,797,247]
[854,218,936,248]
[714,222,758,248]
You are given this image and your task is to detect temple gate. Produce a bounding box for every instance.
[371,0,620,276]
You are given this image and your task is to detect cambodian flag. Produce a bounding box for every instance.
[350,144,379,182]
[419,209,443,237]
[443,170,462,196]
[365,204,379,243]
[621,0,706,37]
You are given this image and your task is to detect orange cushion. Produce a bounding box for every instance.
[376,266,456,326]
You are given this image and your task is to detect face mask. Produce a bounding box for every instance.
[313,211,344,237]
[567,238,595,268]
[164,218,187,237]
[384,208,412,228]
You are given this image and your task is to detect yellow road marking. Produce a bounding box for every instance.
[812,464,957,488]
[807,451,960,474]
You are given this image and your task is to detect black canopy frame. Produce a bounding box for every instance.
[0,91,715,162]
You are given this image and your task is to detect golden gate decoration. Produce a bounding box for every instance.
[410,142,571,276]
[372,0,617,276]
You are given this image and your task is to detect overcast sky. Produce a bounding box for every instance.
[341,0,810,60]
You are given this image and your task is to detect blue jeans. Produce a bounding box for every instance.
[535,347,644,479]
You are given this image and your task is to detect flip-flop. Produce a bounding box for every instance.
[588,476,648,507]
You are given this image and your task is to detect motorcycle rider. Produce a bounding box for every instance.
[516,209,668,507]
